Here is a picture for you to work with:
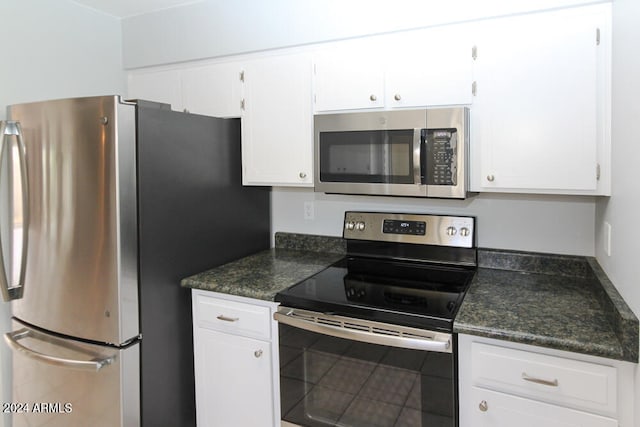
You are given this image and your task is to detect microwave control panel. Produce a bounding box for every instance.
[422,128,458,186]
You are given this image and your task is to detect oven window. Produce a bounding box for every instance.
[319,130,415,184]
[279,324,455,427]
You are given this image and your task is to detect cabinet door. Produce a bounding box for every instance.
[194,328,274,427]
[127,69,183,111]
[471,5,609,193]
[467,387,617,427]
[386,25,473,108]
[241,52,313,186]
[182,62,242,118]
[313,39,385,112]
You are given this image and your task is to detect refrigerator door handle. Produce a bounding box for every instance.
[5,328,116,372]
[0,120,29,301]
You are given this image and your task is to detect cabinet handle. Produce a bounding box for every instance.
[254,350,263,358]
[369,94,377,102]
[216,315,239,322]
[394,94,401,101]
[299,172,307,179]
[479,400,488,412]
[486,175,495,182]
[521,372,559,387]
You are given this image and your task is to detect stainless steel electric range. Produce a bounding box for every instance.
[275,211,477,427]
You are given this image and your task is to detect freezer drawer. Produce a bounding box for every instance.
[5,319,139,427]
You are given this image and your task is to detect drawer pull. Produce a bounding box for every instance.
[254,350,263,358]
[216,315,240,322]
[522,372,559,387]
[478,400,488,412]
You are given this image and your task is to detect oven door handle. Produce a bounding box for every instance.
[274,309,452,353]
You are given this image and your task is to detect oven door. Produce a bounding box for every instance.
[275,307,457,427]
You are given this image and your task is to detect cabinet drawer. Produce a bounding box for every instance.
[471,342,617,415]
[194,294,271,340]
[467,387,617,427]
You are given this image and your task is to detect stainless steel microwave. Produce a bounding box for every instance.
[314,107,469,198]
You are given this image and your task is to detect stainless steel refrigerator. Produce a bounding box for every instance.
[0,95,270,426]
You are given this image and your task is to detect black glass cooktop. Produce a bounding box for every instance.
[275,256,475,332]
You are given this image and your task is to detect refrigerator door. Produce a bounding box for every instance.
[8,96,139,345]
[5,319,140,426]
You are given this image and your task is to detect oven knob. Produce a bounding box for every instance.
[446,226,457,236]
[356,221,366,231]
[460,227,471,237]
[345,221,355,230]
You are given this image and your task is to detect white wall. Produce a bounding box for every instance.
[122,0,604,69]
[0,0,125,120]
[273,189,596,255]
[0,2,124,426]
[597,0,640,424]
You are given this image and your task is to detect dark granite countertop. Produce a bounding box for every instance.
[454,249,638,363]
[181,233,345,301]
[182,232,638,363]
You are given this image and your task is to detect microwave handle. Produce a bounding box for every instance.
[413,128,425,185]
[416,128,428,185]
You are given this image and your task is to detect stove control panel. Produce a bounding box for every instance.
[343,211,475,248]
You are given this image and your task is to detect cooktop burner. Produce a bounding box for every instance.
[275,256,475,332]
[276,212,477,332]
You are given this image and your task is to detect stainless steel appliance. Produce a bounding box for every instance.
[0,96,270,426]
[314,108,470,198]
[275,211,476,427]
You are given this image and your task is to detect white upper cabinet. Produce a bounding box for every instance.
[313,27,474,112]
[127,62,242,118]
[128,69,184,111]
[181,62,242,118]
[385,25,474,108]
[240,51,314,186]
[470,4,611,194]
[313,39,385,112]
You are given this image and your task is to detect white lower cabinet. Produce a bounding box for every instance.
[192,290,280,427]
[458,335,634,427]
[470,387,618,427]
[469,387,617,427]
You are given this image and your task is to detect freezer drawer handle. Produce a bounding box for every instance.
[4,329,116,372]
[0,121,30,302]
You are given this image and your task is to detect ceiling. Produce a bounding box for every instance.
[69,0,201,18]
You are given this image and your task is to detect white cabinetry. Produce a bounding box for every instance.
[192,290,280,427]
[127,62,241,117]
[385,25,474,109]
[458,335,634,427]
[181,62,242,118]
[470,4,611,195]
[240,51,314,186]
[128,69,184,111]
[313,39,385,112]
[313,26,473,112]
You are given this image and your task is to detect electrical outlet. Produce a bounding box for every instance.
[604,222,611,257]
[304,201,315,220]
